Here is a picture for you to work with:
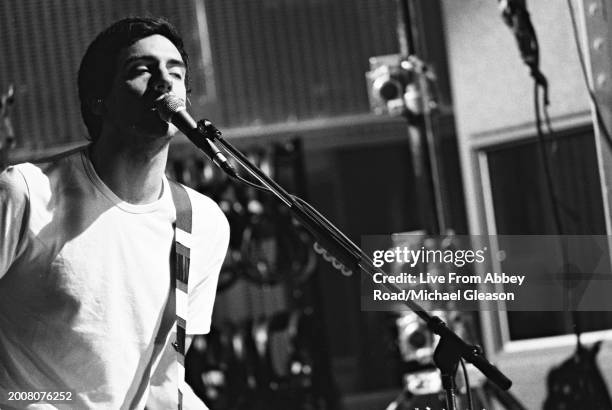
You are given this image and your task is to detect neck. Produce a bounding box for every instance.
[89,134,170,204]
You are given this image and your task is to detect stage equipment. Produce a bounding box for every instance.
[186,310,325,410]
[543,341,612,410]
[366,54,424,118]
[498,0,548,95]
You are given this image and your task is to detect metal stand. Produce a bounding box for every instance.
[396,0,447,235]
[433,332,462,410]
[190,121,512,395]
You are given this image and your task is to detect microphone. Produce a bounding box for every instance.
[154,94,238,178]
[498,0,548,103]
[498,0,539,68]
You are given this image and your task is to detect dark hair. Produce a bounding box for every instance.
[77,16,189,141]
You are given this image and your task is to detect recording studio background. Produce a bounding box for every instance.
[1,0,612,409]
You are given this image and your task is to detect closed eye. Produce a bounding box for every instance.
[169,70,184,80]
[126,65,151,78]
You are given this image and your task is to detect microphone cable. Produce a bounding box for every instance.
[526,1,578,340]
[461,358,474,410]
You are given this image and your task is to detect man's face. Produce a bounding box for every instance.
[101,34,187,141]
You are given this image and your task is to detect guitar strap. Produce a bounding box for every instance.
[169,180,192,410]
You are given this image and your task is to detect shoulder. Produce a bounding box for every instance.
[169,183,230,255]
[0,165,35,275]
[1,147,87,205]
[183,184,230,234]
[0,163,37,204]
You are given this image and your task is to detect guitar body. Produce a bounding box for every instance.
[543,341,612,410]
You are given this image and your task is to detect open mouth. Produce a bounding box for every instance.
[145,93,171,114]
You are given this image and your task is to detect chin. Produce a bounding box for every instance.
[135,117,173,139]
[142,130,174,143]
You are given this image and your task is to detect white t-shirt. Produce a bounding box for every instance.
[0,147,230,409]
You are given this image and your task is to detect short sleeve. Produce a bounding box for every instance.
[184,190,230,335]
[0,166,30,279]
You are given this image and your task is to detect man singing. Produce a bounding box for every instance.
[0,17,229,409]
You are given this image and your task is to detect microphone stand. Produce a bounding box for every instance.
[198,122,513,404]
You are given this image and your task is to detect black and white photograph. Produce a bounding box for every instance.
[1,1,611,409]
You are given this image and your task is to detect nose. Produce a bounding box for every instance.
[152,70,173,94]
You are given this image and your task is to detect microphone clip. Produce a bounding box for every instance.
[195,119,238,178]
[196,119,222,142]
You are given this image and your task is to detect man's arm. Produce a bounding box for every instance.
[146,334,208,410]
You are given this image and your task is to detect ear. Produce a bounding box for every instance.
[91,98,105,116]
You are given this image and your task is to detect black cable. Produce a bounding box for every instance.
[507,0,586,344]
[534,82,570,264]
[566,0,612,145]
[534,82,564,237]
[460,358,474,410]
[230,171,270,193]
[534,81,576,336]
[543,100,556,139]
